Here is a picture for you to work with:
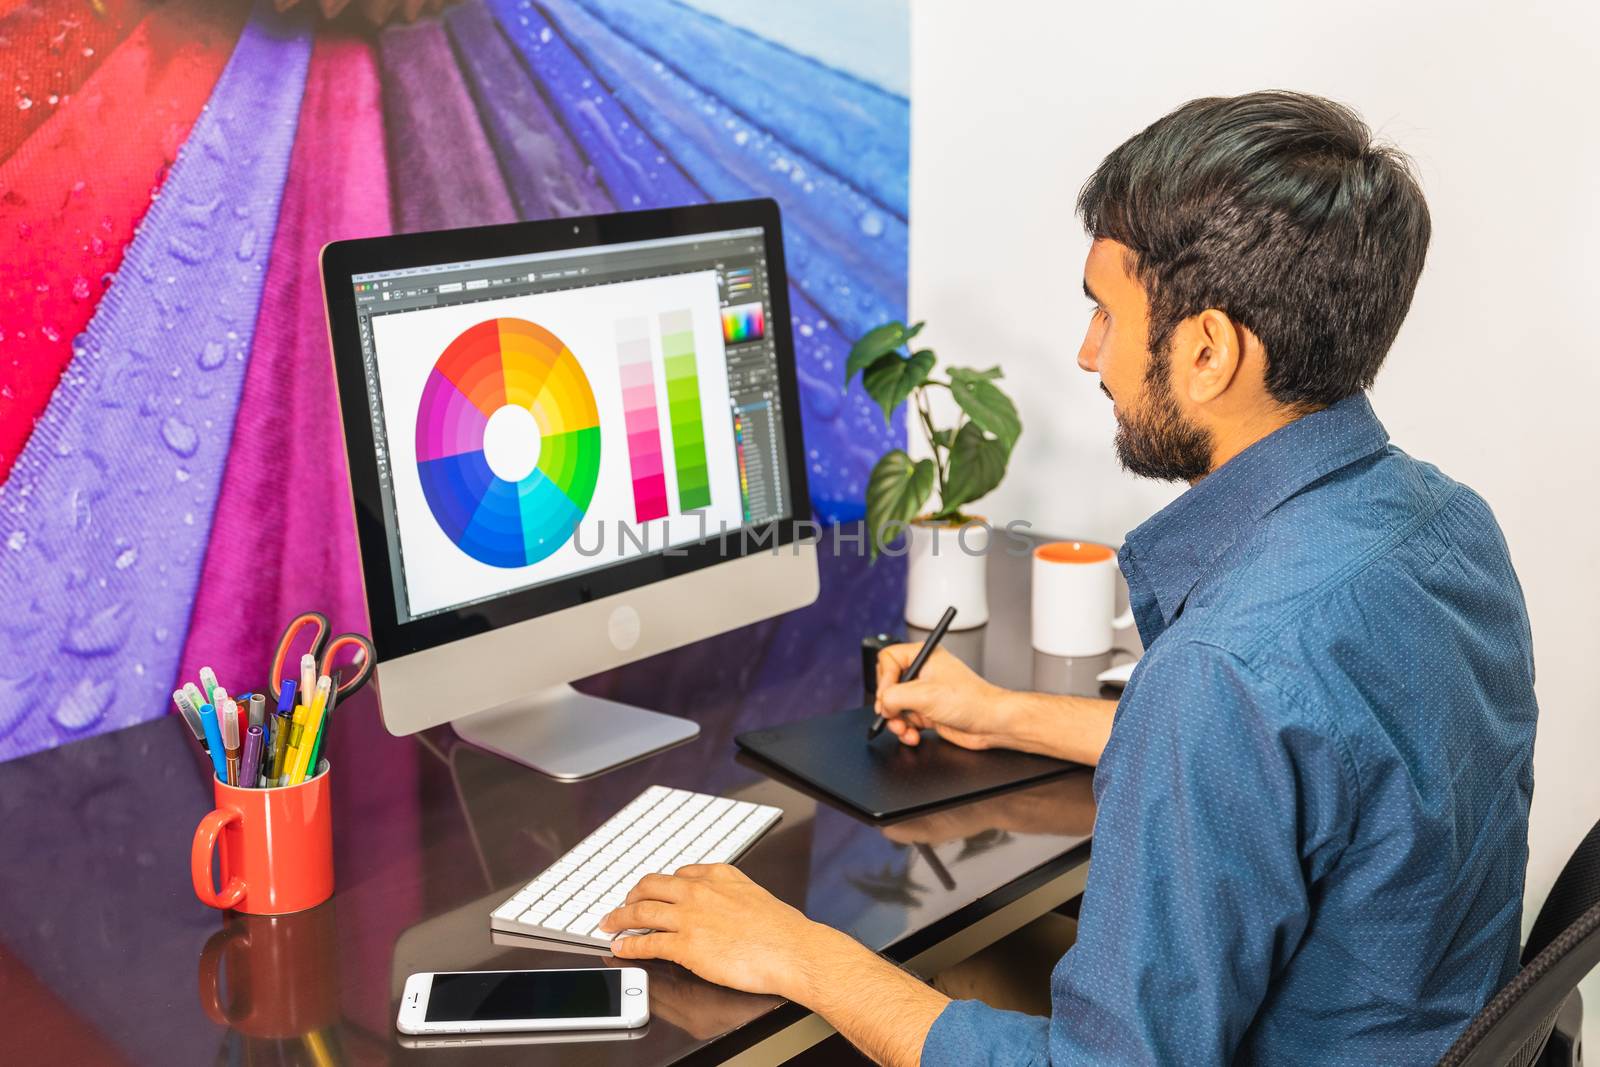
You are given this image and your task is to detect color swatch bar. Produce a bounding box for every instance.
[721,302,765,344]
[733,411,751,521]
[617,316,669,522]
[660,309,711,511]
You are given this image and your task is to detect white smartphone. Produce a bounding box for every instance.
[397,968,649,1035]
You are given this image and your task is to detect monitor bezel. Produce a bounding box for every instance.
[321,199,810,661]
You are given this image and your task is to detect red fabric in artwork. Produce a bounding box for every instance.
[0,0,245,482]
[0,0,155,160]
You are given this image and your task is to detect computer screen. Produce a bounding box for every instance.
[347,226,794,625]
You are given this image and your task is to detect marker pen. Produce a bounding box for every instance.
[220,699,240,786]
[199,667,219,706]
[289,676,333,785]
[239,725,264,790]
[172,689,205,746]
[198,703,228,783]
[248,693,267,730]
[268,679,298,785]
[299,654,316,708]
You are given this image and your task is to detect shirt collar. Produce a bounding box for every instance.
[1118,392,1391,646]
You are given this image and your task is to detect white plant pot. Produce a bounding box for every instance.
[905,519,990,630]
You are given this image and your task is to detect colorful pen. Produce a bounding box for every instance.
[198,703,228,783]
[267,679,297,786]
[307,669,340,774]
[239,724,264,790]
[172,689,205,746]
[248,693,266,730]
[220,698,240,786]
[199,667,219,706]
[299,653,316,708]
[289,676,332,785]
[281,694,312,787]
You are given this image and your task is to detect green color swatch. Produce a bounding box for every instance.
[660,310,711,510]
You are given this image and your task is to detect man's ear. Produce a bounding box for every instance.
[1179,308,1246,404]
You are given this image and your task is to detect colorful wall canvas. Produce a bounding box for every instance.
[0,0,910,760]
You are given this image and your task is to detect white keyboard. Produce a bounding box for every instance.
[489,785,782,949]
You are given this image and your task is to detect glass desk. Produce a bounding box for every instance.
[0,534,1126,1065]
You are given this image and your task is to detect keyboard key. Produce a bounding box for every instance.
[493,900,529,922]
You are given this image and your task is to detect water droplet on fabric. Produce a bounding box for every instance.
[52,678,114,731]
[61,602,130,655]
[160,415,198,457]
[6,530,25,551]
[198,340,225,370]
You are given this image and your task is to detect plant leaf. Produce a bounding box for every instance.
[939,422,1008,515]
[861,348,935,425]
[865,450,934,559]
[930,427,955,449]
[846,320,925,386]
[946,367,1021,451]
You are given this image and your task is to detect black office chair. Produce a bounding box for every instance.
[1437,816,1600,1067]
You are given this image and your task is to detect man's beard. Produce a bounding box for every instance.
[1108,354,1214,483]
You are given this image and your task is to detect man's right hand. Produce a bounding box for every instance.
[874,644,1121,766]
[874,644,1013,750]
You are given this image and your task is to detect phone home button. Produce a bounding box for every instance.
[625,987,643,996]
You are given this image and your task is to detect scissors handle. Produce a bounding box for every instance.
[269,611,330,703]
[319,633,375,697]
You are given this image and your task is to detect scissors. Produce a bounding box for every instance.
[268,611,375,704]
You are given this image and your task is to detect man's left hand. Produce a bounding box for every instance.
[597,864,850,1003]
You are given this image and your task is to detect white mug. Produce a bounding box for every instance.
[1031,541,1118,657]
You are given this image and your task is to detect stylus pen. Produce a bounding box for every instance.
[868,604,958,740]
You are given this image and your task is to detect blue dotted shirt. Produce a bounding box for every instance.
[923,394,1538,1065]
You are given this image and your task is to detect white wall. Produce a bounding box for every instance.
[910,0,1600,1046]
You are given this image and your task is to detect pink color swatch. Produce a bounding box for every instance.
[617,317,668,522]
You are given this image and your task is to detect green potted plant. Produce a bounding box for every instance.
[846,320,1022,629]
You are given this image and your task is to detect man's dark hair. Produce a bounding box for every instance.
[1077,91,1431,408]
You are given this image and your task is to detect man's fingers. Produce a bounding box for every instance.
[610,931,676,961]
[675,862,741,881]
[875,642,922,693]
[598,900,678,933]
[879,678,941,719]
[624,872,690,905]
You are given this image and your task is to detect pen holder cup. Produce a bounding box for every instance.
[192,761,333,915]
[196,903,340,1038]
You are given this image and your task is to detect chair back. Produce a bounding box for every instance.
[1436,817,1600,1067]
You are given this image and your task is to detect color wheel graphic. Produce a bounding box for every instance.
[416,317,601,568]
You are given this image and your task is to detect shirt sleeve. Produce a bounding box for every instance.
[921,639,1353,1066]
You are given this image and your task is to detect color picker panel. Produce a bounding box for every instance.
[721,303,765,344]
[660,309,711,511]
[617,316,668,523]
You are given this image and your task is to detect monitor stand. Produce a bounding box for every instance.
[451,683,699,781]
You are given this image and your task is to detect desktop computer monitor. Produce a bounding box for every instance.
[322,199,818,780]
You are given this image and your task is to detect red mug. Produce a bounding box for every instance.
[191,761,334,915]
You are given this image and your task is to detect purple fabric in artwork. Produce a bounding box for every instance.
[0,6,312,761]
[177,35,388,700]
[443,0,613,220]
[378,17,516,233]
